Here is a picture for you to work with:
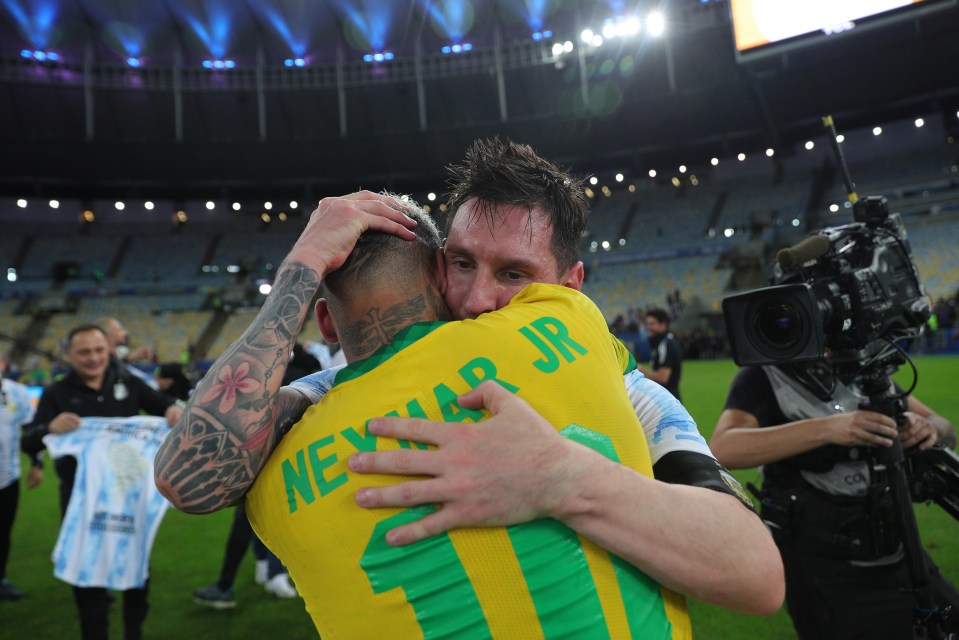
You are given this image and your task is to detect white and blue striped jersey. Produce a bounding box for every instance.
[290,367,712,465]
[1,378,36,489]
[43,416,171,590]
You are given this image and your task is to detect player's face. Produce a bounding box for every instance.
[442,199,583,320]
[67,330,110,383]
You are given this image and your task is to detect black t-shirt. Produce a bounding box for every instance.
[723,366,790,428]
[650,334,682,401]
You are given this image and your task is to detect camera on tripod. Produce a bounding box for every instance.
[722,195,930,374]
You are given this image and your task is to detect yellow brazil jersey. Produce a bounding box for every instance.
[247,284,691,640]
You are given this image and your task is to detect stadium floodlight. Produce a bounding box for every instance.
[837,134,845,143]
[7,268,17,283]
[289,201,298,209]
[915,118,925,128]
[647,12,665,36]
[737,152,746,161]
[711,157,719,166]
[580,29,594,43]
[805,140,815,150]
[49,199,59,209]
[648,169,657,178]
[232,202,241,211]
[792,219,801,226]
[679,165,687,173]
[264,201,273,210]
[873,126,882,136]
[589,176,598,185]
[205,201,215,210]
[724,228,734,238]
[563,41,573,53]
[615,173,624,182]
[259,283,272,295]
[16,198,26,208]
[145,201,154,210]
[552,43,564,55]
[115,201,125,211]
[830,204,839,212]
[765,148,775,157]
[427,192,436,201]
[601,240,610,250]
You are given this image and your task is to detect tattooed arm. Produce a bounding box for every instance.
[155,192,418,514]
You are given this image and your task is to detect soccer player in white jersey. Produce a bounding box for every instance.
[157,140,783,615]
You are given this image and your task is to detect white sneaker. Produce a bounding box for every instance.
[265,573,297,599]
[254,560,269,585]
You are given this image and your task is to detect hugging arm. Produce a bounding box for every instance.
[154,192,418,513]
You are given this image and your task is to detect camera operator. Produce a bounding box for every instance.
[710,360,959,639]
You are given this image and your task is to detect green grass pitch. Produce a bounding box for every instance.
[3,356,956,638]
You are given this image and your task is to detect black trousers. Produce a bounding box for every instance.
[0,480,18,581]
[779,539,959,639]
[217,503,283,589]
[72,581,149,640]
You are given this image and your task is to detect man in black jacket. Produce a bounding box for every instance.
[21,323,181,640]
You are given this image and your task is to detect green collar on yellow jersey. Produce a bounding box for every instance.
[332,321,446,388]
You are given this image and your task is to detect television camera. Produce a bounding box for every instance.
[721,116,958,638]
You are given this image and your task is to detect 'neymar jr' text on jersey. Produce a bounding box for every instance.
[247,284,691,640]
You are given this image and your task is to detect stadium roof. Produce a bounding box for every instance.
[1,0,958,201]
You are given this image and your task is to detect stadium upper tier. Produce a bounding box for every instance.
[2,117,958,364]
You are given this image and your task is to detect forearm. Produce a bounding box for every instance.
[710,418,829,469]
[154,261,318,513]
[557,450,784,614]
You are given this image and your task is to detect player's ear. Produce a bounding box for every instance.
[435,247,448,297]
[315,299,339,344]
[561,261,585,291]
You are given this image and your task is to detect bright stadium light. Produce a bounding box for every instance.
[710,157,719,166]
[873,126,882,136]
[647,12,665,36]
[264,201,273,210]
[581,29,594,43]
[679,165,687,174]
[115,201,125,210]
[615,173,624,182]
[837,134,845,143]
[648,169,657,178]
[805,141,815,150]
[563,41,573,53]
[830,204,839,212]
[145,201,154,210]
[552,43,564,56]
[16,199,26,208]
[589,176,599,185]
[737,153,746,161]
[259,283,272,295]
[289,201,298,209]
[915,118,925,128]
[427,192,436,201]
[232,202,241,211]
[205,201,215,210]
[49,199,59,209]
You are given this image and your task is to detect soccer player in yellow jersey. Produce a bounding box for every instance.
[157,139,783,618]
[246,207,690,638]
